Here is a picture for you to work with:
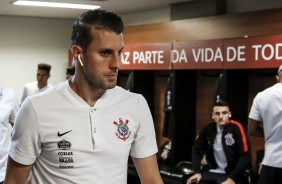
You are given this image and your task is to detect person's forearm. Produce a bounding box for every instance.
[191,149,203,172]
[228,154,251,181]
[4,157,32,184]
[248,125,263,137]
[248,119,264,137]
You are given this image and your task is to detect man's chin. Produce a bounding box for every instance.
[106,82,117,89]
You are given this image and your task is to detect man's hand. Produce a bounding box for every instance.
[221,177,235,184]
[186,173,201,184]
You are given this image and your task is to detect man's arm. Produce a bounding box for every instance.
[9,93,19,126]
[191,127,209,173]
[21,87,27,104]
[132,154,164,184]
[248,119,264,137]
[4,156,32,184]
[228,121,253,182]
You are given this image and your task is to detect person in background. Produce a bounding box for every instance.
[21,63,52,103]
[4,9,163,184]
[66,66,75,80]
[248,64,282,184]
[0,87,19,184]
[187,101,252,184]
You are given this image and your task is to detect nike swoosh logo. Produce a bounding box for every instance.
[57,130,72,137]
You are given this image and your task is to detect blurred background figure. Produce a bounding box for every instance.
[21,63,52,103]
[0,86,19,184]
[66,66,75,80]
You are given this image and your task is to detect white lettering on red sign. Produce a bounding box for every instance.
[171,49,187,63]
[121,52,130,64]
[252,44,282,61]
[226,46,246,62]
[192,47,224,62]
[133,50,164,64]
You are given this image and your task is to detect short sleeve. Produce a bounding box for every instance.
[9,93,19,124]
[9,98,41,165]
[249,93,262,121]
[130,95,158,158]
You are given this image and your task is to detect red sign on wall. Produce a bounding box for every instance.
[120,34,282,70]
[172,40,224,69]
[224,35,282,69]
[120,43,172,70]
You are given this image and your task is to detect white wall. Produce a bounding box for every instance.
[0,8,170,101]
[0,15,74,101]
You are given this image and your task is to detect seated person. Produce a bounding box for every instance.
[187,100,252,184]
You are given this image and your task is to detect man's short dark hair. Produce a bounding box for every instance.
[66,66,75,75]
[71,9,124,51]
[214,100,229,108]
[38,63,51,74]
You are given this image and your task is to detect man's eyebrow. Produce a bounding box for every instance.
[98,48,114,52]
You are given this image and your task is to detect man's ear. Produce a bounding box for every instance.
[276,75,280,82]
[71,45,83,58]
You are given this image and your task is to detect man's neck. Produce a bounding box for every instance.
[68,79,106,107]
[38,83,47,89]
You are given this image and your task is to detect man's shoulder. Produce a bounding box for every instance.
[1,87,17,101]
[29,82,66,100]
[204,122,217,127]
[254,83,281,101]
[111,86,142,97]
[260,83,280,93]
[47,84,53,88]
[201,122,217,132]
[24,81,37,88]
[1,87,16,94]
[228,120,246,130]
[107,86,147,105]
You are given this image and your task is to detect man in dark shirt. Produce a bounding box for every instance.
[187,101,252,184]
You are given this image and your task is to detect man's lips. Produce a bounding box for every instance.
[107,74,117,81]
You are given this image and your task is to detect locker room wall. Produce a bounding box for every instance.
[121,8,282,169]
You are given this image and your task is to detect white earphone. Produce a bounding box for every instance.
[229,114,231,118]
[78,54,84,66]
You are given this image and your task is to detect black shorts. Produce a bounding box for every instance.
[257,165,282,184]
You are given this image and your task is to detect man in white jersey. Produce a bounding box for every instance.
[21,63,52,103]
[187,101,252,184]
[248,64,282,184]
[0,87,19,184]
[4,9,163,184]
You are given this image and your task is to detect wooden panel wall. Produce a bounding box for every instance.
[124,8,282,44]
[196,70,219,133]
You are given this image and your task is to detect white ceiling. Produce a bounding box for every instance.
[1,0,282,20]
[0,0,194,19]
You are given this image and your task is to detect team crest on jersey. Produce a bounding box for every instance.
[57,139,72,150]
[113,118,131,141]
[224,133,235,146]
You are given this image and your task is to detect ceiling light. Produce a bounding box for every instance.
[13,1,101,10]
